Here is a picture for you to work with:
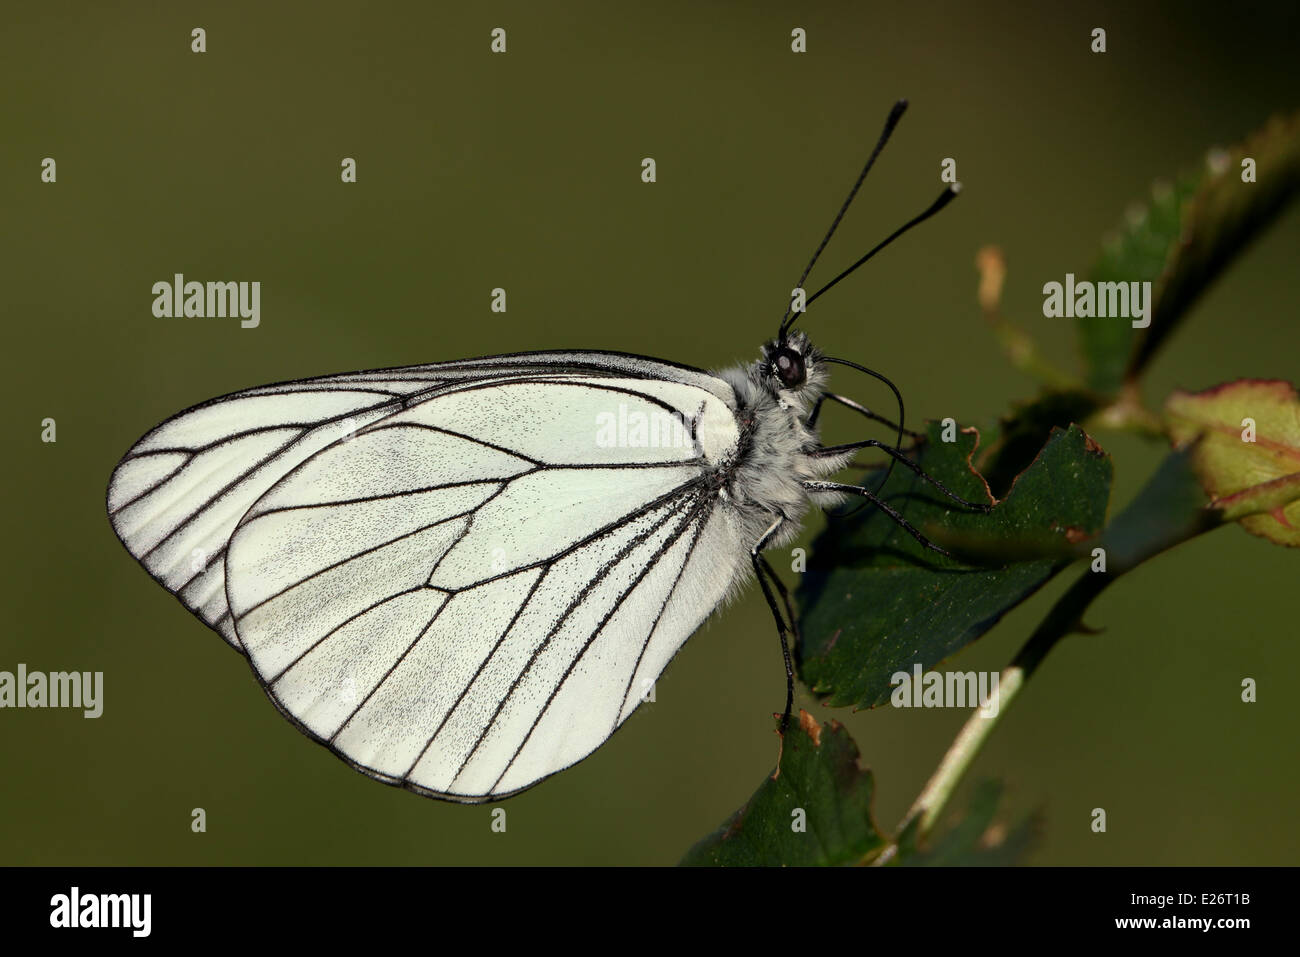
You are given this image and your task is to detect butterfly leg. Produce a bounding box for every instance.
[812,439,992,512]
[759,555,801,650]
[807,391,923,436]
[751,514,797,733]
[802,480,954,558]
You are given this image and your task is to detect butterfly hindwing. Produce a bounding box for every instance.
[224,374,745,800]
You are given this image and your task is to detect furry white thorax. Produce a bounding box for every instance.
[710,330,855,553]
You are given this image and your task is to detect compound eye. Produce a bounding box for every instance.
[772,348,807,389]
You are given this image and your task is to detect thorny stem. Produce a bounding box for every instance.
[869,568,1115,865]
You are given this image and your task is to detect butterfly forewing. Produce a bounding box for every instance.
[105,352,732,651]
[107,379,443,648]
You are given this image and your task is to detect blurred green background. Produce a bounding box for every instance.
[3,1,1297,865]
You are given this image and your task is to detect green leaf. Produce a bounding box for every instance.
[1165,379,1300,546]
[897,780,1039,867]
[680,713,884,866]
[976,388,1101,498]
[1079,110,1300,395]
[1078,175,1199,395]
[797,423,1112,710]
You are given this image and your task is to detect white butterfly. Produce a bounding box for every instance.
[107,101,983,802]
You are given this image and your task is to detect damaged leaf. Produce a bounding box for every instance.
[680,713,884,866]
[797,424,1112,710]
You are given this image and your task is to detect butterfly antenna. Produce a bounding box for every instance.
[802,183,960,315]
[778,99,909,341]
[809,182,960,513]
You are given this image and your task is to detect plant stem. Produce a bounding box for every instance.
[871,569,1114,864]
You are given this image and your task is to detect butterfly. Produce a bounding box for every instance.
[107,100,987,803]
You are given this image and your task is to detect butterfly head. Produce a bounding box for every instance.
[759,330,826,402]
